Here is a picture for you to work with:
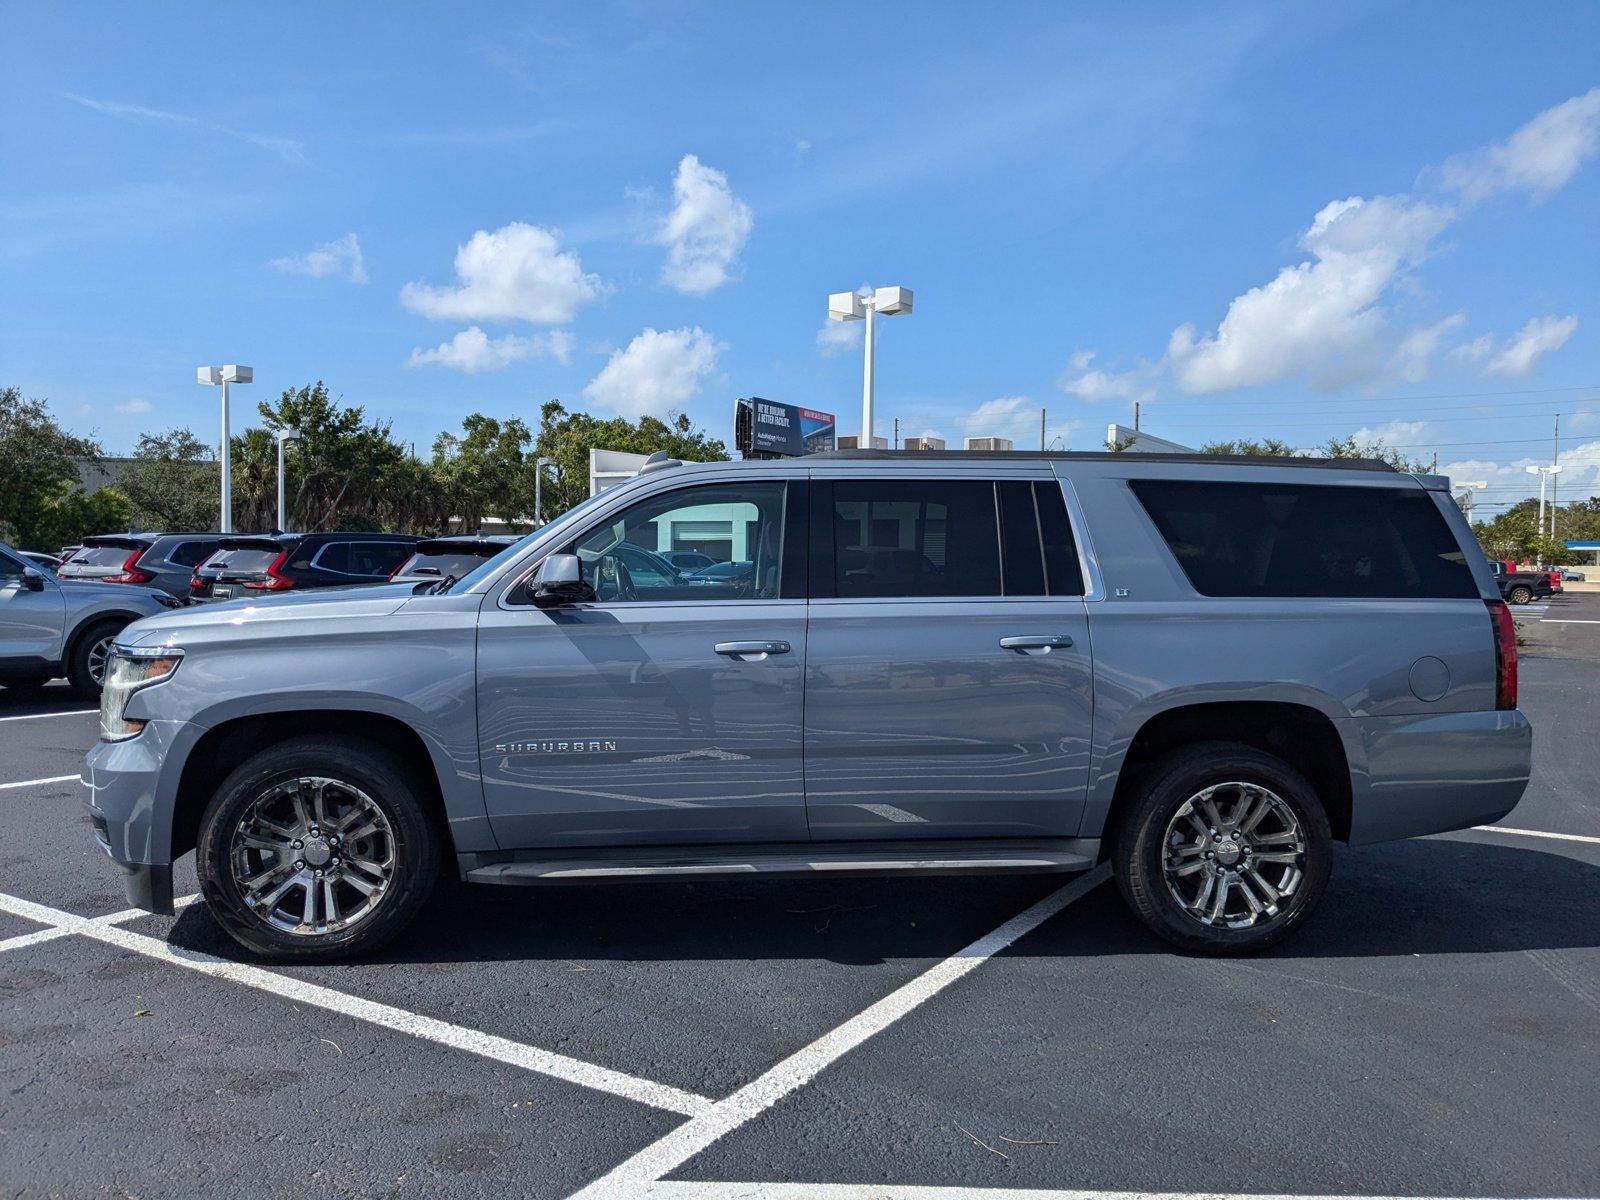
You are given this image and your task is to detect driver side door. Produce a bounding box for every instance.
[0,552,65,667]
[475,477,810,849]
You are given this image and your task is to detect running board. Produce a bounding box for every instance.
[463,839,1100,885]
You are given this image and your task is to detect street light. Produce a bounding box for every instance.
[533,456,552,527]
[1525,463,1564,560]
[827,285,913,446]
[1454,480,1487,520]
[197,364,252,533]
[275,428,301,533]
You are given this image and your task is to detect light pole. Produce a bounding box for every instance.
[275,428,301,533]
[533,456,552,527]
[1454,480,1487,520]
[197,364,252,533]
[827,285,913,446]
[1525,463,1564,561]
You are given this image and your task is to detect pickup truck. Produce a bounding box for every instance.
[1490,561,1552,605]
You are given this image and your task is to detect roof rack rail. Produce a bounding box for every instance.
[803,449,1399,472]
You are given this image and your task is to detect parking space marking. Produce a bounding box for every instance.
[572,865,1112,1200]
[0,888,714,1117]
[1476,824,1600,845]
[616,1184,1560,1199]
[0,709,98,723]
[0,773,80,791]
[1540,618,1600,624]
[0,893,198,955]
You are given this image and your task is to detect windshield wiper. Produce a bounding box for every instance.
[428,574,458,595]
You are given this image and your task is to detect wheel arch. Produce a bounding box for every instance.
[63,608,146,666]
[1088,697,1356,856]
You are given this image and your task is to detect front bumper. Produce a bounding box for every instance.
[83,719,194,914]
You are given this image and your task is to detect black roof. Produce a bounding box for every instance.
[802,449,1400,472]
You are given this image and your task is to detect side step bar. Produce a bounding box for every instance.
[464,839,1100,885]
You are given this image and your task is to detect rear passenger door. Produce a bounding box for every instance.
[802,473,1095,839]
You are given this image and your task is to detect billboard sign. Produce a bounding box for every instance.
[737,397,836,457]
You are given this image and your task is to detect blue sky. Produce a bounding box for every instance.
[2,2,1597,516]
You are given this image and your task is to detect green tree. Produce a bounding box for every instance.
[432,413,538,533]
[0,386,103,547]
[532,400,728,520]
[253,382,410,532]
[1199,438,1300,457]
[117,428,219,531]
[31,483,134,550]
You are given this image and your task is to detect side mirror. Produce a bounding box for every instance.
[530,554,590,606]
[21,568,46,592]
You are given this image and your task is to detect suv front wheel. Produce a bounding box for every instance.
[1111,742,1332,955]
[197,735,441,961]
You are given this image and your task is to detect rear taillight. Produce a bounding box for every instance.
[189,575,205,591]
[103,549,155,585]
[243,550,295,590]
[1487,598,1517,710]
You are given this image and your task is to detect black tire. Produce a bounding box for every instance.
[196,735,442,962]
[1110,742,1332,956]
[1508,585,1533,605]
[66,619,125,697]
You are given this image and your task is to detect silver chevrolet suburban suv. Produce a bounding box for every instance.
[84,451,1531,960]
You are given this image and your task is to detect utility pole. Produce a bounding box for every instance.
[893,417,900,450]
[1040,408,1046,450]
[1552,414,1561,541]
[1133,400,1141,432]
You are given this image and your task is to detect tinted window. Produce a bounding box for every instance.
[165,541,212,568]
[1035,481,1085,596]
[395,550,493,578]
[827,480,1000,598]
[569,482,788,602]
[349,542,410,575]
[218,548,283,575]
[69,545,138,567]
[1130,480,1476,599]
[998,482,1046,596]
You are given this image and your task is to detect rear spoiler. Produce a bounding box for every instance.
[81,535,154,549]
[218,536,292,551]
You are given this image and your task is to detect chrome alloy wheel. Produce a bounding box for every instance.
[87,635,115,685]
[1162,781,1307,930]
[228,776,396,936]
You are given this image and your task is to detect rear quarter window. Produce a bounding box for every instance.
[1129,479,1476,600]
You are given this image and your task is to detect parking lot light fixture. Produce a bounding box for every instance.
[1525,463,1564,554]
[534,456,552,527]
[275,428,302,533]
[827,285,913,448]
[197,364,253,534]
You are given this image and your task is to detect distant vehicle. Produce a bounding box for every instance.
[0,540,179,696]
[57,533,224,598]
[687,559,756,591]
[56,544,81,564]
[1546,569,1564,594]
[189,532,418,601]
[88,451,1529,961]
[661,549,718,572]
[19,551,60,574]
[389,535,520,586]
[1562,568,1586,582]
[1489,561,1552,605]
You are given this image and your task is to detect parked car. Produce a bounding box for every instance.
[1547,568,1564,594]
[57,532,224,598]
[1562,568,1586,582]
[389,535,520,586]
[86,451,1530,960]
[661,549,718,572]
[687,558,756,591]
[1489,561,1553,605]
[18,551,60,574]
[188,532,418,601]
[0,540,181,696]
[56,544,81,564]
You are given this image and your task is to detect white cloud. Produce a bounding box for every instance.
[654,155,754,295]
[955,395,1079,448]
[1444,439,1600,507]
[1392,313,1467,382]
[114,397,152,415]
[406,326,574,373]
[401,223,603,324]
[1461,315,1580,378]
[1059,348,1159,402]
[1437,87,1600,201]
[64,92,307,164]
[816,319,862,357]
[1067,90,1596,399]
[268,233,367,284]
[583,327,721,417]
[1351,419,1434,446]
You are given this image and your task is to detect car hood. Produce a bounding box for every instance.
[119,584,417,646]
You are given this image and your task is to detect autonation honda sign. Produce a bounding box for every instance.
[736,397,836,457]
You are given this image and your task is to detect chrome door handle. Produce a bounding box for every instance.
[714,640,791,658]
[999,634,1073,652]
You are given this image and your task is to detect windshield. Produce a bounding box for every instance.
[445,487,619,594]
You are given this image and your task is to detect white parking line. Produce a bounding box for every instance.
[0,774,80,791]
[0,892,199,954]
[1475,825,1600,845]
[0,709,98,723]
[1540,618,1600,624]
[572,864,1112,1199]
[0,888,714,1117]
[624,1185,1558,1200]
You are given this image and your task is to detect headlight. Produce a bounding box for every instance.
[100,648,183,742]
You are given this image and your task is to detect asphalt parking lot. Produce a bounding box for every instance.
[2,598,1598,1199]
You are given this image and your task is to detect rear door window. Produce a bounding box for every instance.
[1130,479,1476,599]
[349,542,410,575]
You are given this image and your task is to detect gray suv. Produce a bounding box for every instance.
[83,452,1531,960]
[0,541,181,696]
[59,533,224,598]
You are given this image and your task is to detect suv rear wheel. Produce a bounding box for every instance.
[1111,742,1332,955]
[196,735,441,961]
[1508,584,1533,605]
